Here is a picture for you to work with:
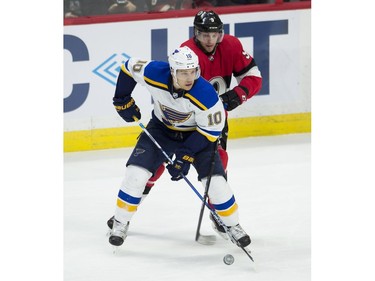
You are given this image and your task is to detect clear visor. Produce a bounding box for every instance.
[175,67,200,81]
[195,30,224,43]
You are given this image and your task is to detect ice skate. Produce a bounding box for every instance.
[227,224,251,248]
[210,213,251,247]
[209,213,228,240]
[107,215,114,229]
[109,219,129,247]
[107,215,133,232]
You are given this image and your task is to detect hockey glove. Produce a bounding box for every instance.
[167,151,195,181]
[113,96,141,122]
[220,89,242,111]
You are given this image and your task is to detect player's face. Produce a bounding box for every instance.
[196,31,221,53]
[175,69,197,90]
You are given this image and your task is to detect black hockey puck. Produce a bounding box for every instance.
[223,254,234,265]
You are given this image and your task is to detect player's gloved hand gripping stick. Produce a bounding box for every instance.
[132,116,254,263]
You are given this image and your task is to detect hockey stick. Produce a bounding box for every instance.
[133,116,254,263]
[195,140,218,245]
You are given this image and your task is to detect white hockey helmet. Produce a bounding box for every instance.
[168,46,200,80]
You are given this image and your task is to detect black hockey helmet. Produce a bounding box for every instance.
[193,10,223,33]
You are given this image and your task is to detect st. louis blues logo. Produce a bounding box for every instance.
[133,148,145,157]
[159,102,192,125]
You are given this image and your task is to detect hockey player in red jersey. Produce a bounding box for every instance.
[180,10,262,238]
[182,10,262,152]
[107,10,262,233]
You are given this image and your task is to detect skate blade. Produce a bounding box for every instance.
[196,234,216,245]
[241,246,255,263]
[112,245,120,254]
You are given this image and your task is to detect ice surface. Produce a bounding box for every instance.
[64,133,311,281]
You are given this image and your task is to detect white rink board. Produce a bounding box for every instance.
[64,9,311,132]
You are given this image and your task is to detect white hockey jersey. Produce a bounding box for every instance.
[120,57,225,142]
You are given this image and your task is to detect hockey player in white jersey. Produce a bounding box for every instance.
[108,46,251,248]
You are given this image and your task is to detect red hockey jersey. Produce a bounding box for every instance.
[181,34,262,101]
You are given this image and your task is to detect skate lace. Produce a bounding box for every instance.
[113,221,129,237]
[229,224,247,240]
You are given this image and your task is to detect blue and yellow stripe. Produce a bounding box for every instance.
[121,63,133,78]
[145,76,169,91]
[184,93,208,111]
[212,196,238,217]
[116,190,141,213]
[196,127,221,142]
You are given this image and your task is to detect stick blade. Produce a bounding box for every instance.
[196,234,217,245]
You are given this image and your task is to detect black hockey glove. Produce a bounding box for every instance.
[220,90,242,111]
[113,97,141,122]
[167,150,195,181]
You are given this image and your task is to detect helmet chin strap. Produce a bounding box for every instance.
[170,74,187,99]
[172,74,182,90]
